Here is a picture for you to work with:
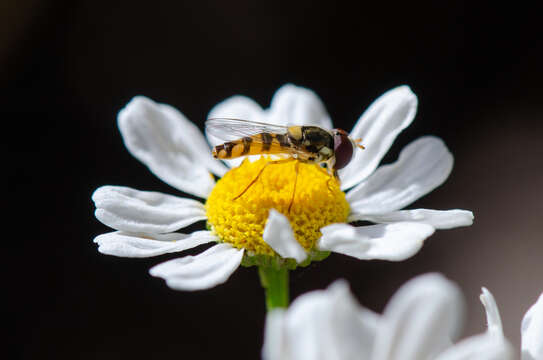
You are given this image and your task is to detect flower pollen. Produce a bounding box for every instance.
[206,157,350,258]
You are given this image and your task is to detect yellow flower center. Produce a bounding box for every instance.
[205,157,350,260]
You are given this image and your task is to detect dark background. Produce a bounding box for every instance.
[6,1,542,359]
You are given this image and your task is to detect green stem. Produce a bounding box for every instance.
[258,266,289,311]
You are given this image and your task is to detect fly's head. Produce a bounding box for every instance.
[331,128,364,170]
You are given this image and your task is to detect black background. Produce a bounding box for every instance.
[5,1,543,359]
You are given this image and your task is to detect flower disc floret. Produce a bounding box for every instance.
[205,157,350,257]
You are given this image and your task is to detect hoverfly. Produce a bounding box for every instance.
[206,118,364,210]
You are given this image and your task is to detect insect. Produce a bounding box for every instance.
[206,118,364,210]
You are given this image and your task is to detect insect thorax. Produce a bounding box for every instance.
[288,126,334,163]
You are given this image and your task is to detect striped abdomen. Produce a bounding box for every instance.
[212,132,292,159]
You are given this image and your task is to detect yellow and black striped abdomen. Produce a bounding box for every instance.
[212,132,292,159]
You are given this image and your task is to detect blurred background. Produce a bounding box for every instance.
[6,1,542,358]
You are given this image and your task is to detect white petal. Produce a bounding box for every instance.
[318,222,435,261]
[264,279,378,360]
[371,273,464,360]
[480,288,505,337]
[434,333,514,360]
[266,84,333,129]
[433,287,514,360]
[93,230,217,258]
[521,292,543,360]
[149,243,243,291]
[347,136,453,215]
[262,310,290,360]
[118,96,227,198]
[263,210,307,263]
[208,95,264,121]
[92,186,206,233]
[350,209,474,230]
[339,86,418,190]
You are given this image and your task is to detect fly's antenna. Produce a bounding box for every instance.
[354,138,365,150]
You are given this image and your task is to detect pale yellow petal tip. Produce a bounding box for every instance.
[205,157,350,257]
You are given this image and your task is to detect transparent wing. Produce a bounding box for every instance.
[205,118,289,141]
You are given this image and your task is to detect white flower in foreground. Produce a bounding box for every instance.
[264,274,543,360]
[92,84,473,291]
[522,292,543,360]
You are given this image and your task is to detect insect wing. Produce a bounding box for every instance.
[205,118,288,142]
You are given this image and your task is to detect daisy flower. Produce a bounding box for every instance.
[92,84,473,300]
[263,273,543,360]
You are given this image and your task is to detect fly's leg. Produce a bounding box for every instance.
[325,169,339,194]
[288,161,300,214]
[233,158,296,200]
[326,177,334,194]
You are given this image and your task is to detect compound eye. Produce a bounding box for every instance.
[333,129,353,170]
